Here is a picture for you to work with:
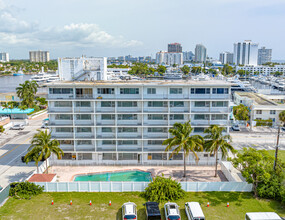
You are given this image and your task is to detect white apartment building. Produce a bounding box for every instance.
[0,52,9,62]
[195,44,207,63]
[219,52,233,64]
[58,57,107,81]
[47,80,231,164]
[258,47,272,65]
[29,51,50,62]
[236,65,285,75]
[234,92,285,127]
[234,40,258,66]
[156,51,183,65]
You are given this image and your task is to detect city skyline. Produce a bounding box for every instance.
[0,0,284,59]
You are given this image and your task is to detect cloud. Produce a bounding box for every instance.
[0,1,142,49]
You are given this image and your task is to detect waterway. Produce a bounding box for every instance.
[0,75,47,94]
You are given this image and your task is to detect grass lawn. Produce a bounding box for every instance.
[268,149,285,163]
[0,192,284,220]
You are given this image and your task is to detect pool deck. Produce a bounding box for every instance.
[48,165,227,182]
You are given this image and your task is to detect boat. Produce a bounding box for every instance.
[164,73,183,80]
[31,67,60,83]
[13,70,24,76]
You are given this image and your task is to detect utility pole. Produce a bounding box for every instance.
[273,124,280,170]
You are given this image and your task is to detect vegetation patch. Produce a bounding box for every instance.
[9,182,44,199]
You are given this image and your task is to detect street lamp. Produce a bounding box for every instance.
[273,123,281,171]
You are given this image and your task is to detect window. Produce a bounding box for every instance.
[102,127,113,132]
[148,114,167,120]
[77,140,92,145]
[101,114,115,120]
[148,140,163,145]
[212,101,228,107]
[148,127,167,133]
[211,114,228,120]
[76,101,91,107]
[118,153,137,160]
[147,88,156,94]
[56,127,73,132]
[270,110,276,115]
[118,127,138,132]
[148,153,167,160]
[194,101,210,107]
[76,88,92,97]
[120,88,139,94]
[76,114,91,120]
[97,88,114,94]
[103,153,117,160]
[59,140,74,145]
[102,140,115,145]
[54,101,72,107]
[194,127,205,133]
[101,101,115,107]
[212,88,229,94]
[118,140,138,145]
[170,88,182,94]
[148,101,167,107]
[55,114,72,120]
[256,110,262,114]
[170,101,184,107]
[170,114,184,120]
[77,127,91,133]
[194,114,209,120]
[191,88,210,94]
[172,153,183,160]
[118,101,137,107]
[118,114,137,120]
[49,88,73,94]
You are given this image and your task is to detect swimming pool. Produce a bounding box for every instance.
[74,170,152,182]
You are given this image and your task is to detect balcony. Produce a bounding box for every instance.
[51,133,73,138]
[76,94,94,99]
[169,107,190,113]
[191,107,211,113]
[60,145,74,151]
[117,120,141,126]
[96,108,115,113]
[74,120,94,126]
[143,108,168,113]
[48,94,74,100]
[75,133,95,139]
[75,145,95,152]
[144,120,168,126]
[117,146,142,152]
[49,107,72,113]
[97,146,116,152]
[49,121,73,126]
[117,134,142,139]
[74,107,94,113]
[117,107,141,113]
[143,134,168,139]
[96,120,116,126]
[96,134,116,139]
[144,146,166,152]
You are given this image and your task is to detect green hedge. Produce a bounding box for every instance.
[254,119,273,127]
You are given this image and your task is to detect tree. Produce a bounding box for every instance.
[233,104,249,121]
[0,125,5,133]
[279,110,285,126]
[16,80,39,108]
[24,147,43,173]
[222,64,233,75]
[231,148,281,197]
[36,97,47,106]
[180,65,190,75]
[128,63,149,76]
[191,66,202,74]
[28,130,63,174]
[204,125,235,177]
[163,121,204,178]
[157,65,166,74]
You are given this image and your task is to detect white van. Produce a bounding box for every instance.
[185,202,205,220]
[245,212,282,220]
[122,202,137,220]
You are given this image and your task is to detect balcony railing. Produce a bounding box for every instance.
[76,94,94,99]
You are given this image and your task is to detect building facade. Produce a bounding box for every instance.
[183,51,195,62]
[47,80,231,164]
[58,57,107,81]
[168,43,182,53]
[236,65,285,75]
[0,52,9,62]
[156,51,183,65]
[29,51,50,62]
[258,47,272,65]
[195,44,207,63]
[219,52,233,64]
[233,40,258,66]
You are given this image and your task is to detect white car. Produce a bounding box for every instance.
[122,202,137,220]
[185,202,205,220]
[164,202,181,220]
[10,124,24,130]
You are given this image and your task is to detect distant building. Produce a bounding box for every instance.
[29,51,50,62]
[156,51,183,65]
[58,57,107,81]
[219,52,234,64]
[195,44,207,63]
[183,51,195,61]
[236,65,285,75]
[233,40,258,66]
[0,52,9,62]
[168,43,182,53]
[258,47,272,65]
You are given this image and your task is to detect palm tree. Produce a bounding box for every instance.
[24,147,43,173]
[163,121,204,178]
[279,110,285,126]
[204,125,235,177]
[28,130,63,174]
[16,80,39,108]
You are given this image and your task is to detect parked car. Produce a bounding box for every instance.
[164,202,180,220]
[231,124,240,131]
[245,212,282,220]
[41,121,49,129]
[145,201,161,220]
[281,127,285,131]
[185,202,205,220]
[122,202,137,220]
[10,124,24,130]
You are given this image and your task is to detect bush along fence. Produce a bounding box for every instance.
[34,181,253,193]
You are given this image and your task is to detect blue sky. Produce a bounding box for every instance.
[0,0,284,59]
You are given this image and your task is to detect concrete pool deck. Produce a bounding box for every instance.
[48,165,227,182]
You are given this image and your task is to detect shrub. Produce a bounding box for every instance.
[0,125,4,133]
[254,119,273,127]
[142,176,185,203]
[9,181,44,199]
